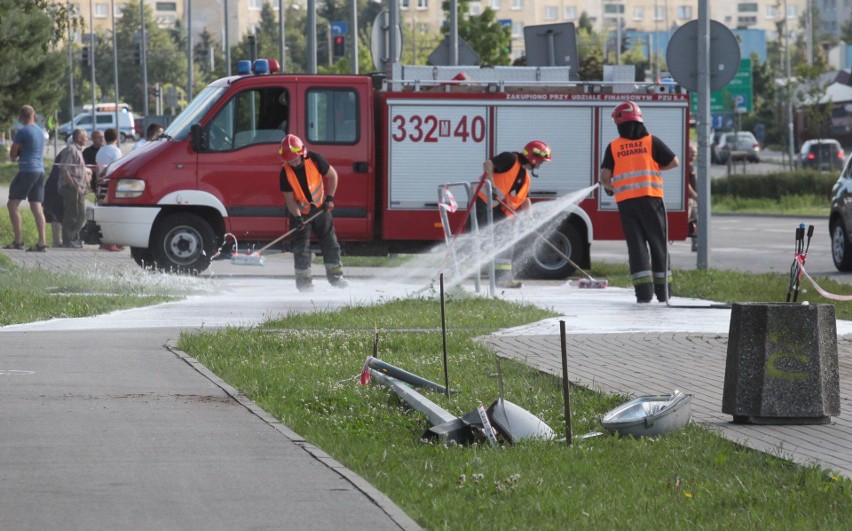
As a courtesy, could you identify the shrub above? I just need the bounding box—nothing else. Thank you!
[711,170,837,200]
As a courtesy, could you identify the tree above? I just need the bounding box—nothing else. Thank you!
[576,12,603,81]
[0,0,80,126]
[93,0,188,114]
[841,19,852,43]
[441,0,511,66]
[194,28,226,85]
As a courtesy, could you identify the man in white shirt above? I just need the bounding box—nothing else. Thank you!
[95,127,122,177]
[94,127,125,252]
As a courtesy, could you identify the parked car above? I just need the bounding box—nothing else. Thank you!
[710,129,732,164]
[829,155,852,271]
[800,139,845,171]
[58,111,136,143]
[716,131,760,164]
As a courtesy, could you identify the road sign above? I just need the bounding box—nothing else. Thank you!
[690,58,753,115]
[666,20,740,93]
[331,21,347,36]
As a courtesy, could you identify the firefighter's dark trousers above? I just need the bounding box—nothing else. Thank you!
[616,195,671,302]
[290,206,344,289]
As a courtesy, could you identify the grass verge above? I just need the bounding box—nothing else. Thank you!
[178,288,851,528]
[0,252,207,325]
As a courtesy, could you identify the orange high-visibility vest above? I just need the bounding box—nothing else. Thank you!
[283,158,325,214]
[611,135,663,203]
[478,156,529,216]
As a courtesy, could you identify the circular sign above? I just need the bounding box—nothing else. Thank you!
[370,11,402,72]
[666,20,740,92]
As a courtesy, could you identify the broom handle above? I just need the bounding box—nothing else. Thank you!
[493,196,595,282]
[255,209,325,255]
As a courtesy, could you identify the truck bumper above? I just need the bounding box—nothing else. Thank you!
[85,205,160,248]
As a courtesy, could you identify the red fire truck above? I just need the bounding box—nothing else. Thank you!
[86,60,689,275]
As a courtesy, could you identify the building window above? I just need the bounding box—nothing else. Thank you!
[155,2,176,11]
[114,3,123,17]
[248,0,262,11]
[470,4,481,15]
[491,0,502,10]
[401,0,409,8]
[511,0,523,10]
[653,5,665,21]
[94,3,108,18]
[544,6,557,20]
[677,5,692,19]
[786,5,797,18]
[604,3,624,15]
[737,16,757,27]
[738,3,758,12]
[765,5,777,18]
[417,0,428,9]
[511,20,523,38]
[633,6,644,21]
[564,6,577,20]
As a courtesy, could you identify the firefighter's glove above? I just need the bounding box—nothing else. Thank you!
[324,195,334,212]
[604,185,614,197]
[294,217,307,232]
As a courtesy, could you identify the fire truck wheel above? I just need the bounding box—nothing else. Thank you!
[151,213,215,274]
[130,247,155,269]
[515,224,582,280]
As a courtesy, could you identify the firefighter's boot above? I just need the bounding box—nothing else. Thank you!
[326,263,348,288]
[495,263,522,289]
[296,268,314,293]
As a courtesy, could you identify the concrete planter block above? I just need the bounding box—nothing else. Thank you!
[722,303,840,424]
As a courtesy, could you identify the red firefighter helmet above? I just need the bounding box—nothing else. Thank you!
[522,140,552,166]
[611,101,644,124]
[279,134,306,163]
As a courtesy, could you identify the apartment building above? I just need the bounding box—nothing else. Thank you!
[67,0,275,50]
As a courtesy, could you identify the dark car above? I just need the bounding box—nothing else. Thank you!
[828,154,852,271]
[800,139,845,171]
[717,131,760,164]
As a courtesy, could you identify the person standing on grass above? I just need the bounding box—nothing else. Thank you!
[5,105,47,252]
[599,101,679,304]
[56,128,91,248]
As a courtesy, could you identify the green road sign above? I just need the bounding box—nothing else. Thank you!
[690,58,753,115]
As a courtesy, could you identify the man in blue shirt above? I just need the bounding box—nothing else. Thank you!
[6,105,47,251]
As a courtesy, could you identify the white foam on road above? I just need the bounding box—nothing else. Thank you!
[6,276,852,336]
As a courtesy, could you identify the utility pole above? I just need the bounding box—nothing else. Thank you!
[111,0,119,131]
[141,0,149,116]
[187,0,193,100]
[278,0,285,71]
[89,0,96,128]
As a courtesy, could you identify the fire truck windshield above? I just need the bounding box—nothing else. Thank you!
[163,85,227,140]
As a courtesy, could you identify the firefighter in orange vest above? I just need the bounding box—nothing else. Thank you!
[600,101,679,303]
[475,140,552,289]
[279,134,348,292]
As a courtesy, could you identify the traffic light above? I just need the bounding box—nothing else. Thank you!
[333,36,345,58]
[620,35,631,54]
[134,44,141,65]
[82,46,90,69]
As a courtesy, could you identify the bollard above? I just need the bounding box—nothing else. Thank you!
[722,303,840,424]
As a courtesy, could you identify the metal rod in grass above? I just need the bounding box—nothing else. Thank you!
[440,273,450,398]
[560,320,573,446]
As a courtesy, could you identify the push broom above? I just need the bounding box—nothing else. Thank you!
[493,195,607,289]
[226,209,324,266]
